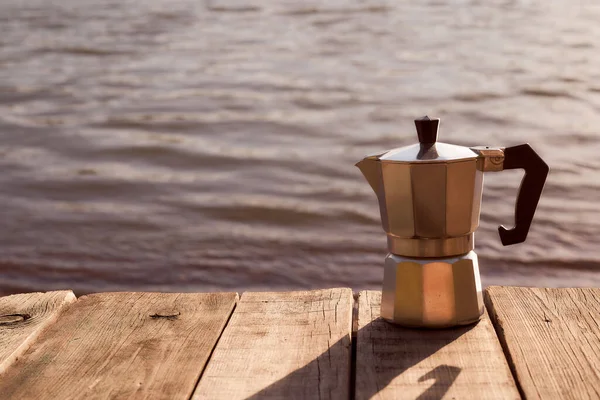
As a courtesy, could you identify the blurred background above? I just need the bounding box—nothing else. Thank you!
[1,0,600,296]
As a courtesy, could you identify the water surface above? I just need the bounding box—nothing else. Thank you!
[2,0,600,294]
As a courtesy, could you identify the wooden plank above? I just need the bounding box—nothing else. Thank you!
[485,286,600,400]
[355,290,520,400]
[193,288,353,399]
[0,290,76,374]
[0,292,237,400]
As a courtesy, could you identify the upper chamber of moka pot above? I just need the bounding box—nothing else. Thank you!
[355,116,488,258]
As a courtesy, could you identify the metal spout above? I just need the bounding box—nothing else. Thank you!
[355,157,381,194]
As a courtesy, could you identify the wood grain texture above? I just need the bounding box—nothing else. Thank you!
[485,286,600,400]
[355,290,520,400]
[193,288,353,399]
[0,290,76,374]
[0,292,237,400]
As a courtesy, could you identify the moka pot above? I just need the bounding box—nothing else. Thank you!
[356,116,549,328]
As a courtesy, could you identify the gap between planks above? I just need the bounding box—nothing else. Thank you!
[485,286,600,400]
[0,290,76,374]
[7,288,582,399]
[354,290,520,400]
[0,292,238,400]
[192,288,354,400]
[193,289,521,400]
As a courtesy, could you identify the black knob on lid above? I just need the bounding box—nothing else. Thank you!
[415,116,439,144]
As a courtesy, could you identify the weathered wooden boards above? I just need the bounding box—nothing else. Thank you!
[0,290,76,374]
[0,292,237,400]
[193,288,354,399]
[485,287,600,400]
[2,286,600,399]
[355,290,520,400]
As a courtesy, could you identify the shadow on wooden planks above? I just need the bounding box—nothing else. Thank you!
[245,318,472,400]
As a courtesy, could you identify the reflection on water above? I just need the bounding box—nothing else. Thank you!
[1,0,600,294]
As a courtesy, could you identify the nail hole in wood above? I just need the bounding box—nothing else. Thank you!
[0,313,31,325]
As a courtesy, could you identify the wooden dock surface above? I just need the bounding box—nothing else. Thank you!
[0,286,598,399]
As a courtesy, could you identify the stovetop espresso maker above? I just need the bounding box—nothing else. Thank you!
[356,116,548,328]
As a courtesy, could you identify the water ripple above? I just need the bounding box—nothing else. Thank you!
[0,0,599,294]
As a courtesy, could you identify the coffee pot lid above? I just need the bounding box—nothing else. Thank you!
[375,116,478,163]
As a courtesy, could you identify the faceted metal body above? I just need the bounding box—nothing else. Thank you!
[381,251,484,328]
[377,158,484,258]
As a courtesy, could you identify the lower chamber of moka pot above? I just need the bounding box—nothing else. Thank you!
[380,251,484,328]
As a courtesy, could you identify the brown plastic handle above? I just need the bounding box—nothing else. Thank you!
[498,144,549,246]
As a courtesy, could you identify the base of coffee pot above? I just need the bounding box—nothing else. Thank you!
[380,251,484,328]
